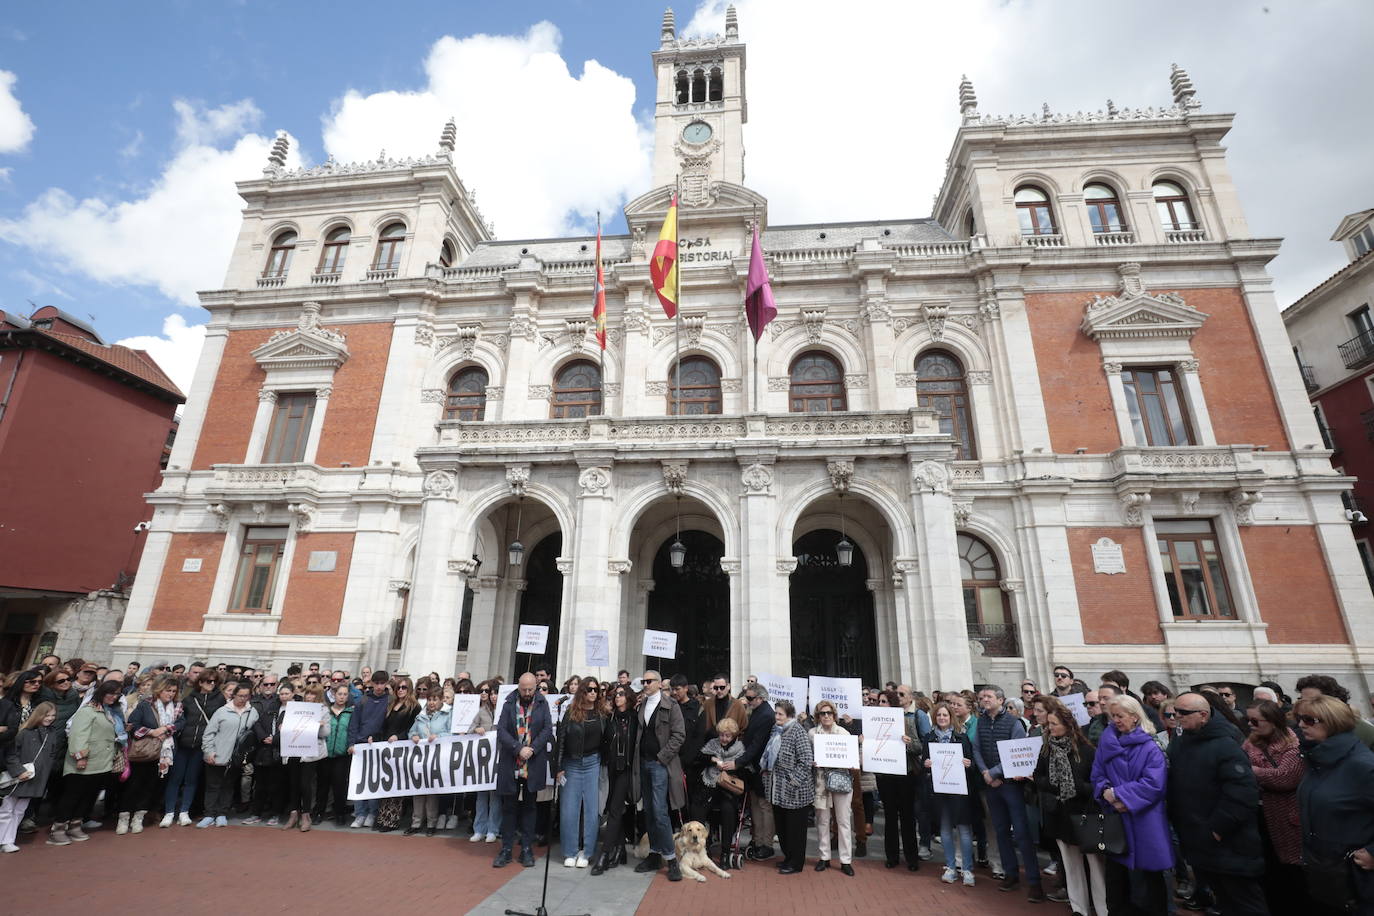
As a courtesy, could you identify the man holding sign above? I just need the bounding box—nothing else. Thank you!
[971,685,1045,903]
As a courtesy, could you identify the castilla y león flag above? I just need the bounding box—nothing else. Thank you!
[649,193,679,318]
[591,222,606,350]
[745,223,777,341]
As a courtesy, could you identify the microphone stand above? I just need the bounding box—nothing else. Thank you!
[506,695,587,916]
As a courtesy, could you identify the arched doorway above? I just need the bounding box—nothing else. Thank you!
[515,533,562,676]
[645,530,729,682]
[789,528,878,684]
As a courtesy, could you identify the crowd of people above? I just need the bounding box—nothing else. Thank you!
[2,654,1373,915]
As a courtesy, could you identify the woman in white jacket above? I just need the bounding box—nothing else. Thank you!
[197,685,258,828]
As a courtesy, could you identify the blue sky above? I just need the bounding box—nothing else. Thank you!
[1,1,1371,392]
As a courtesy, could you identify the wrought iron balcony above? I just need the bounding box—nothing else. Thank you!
[1317,418,1339,452]
[1299,363,1319,392]
[1339,329,1374,370]
[1363,409,1374,442]
[967,622,1021,657]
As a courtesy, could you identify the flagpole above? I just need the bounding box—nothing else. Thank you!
[673,175,683,417]
[751,216,759,414]
[595,210,604,387]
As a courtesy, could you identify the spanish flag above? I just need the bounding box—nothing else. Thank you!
[592,218,606,350]
[649,193,679,318]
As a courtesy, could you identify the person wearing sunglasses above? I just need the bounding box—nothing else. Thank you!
[1294,693,1374,913]
[556,678,606,867]
[1050,666,1088,698]
[374,676,420,832]
[703,674,748,742]
[1241,699,1305,912]
[632,670,685,882]
[345,670,391,828]
[468,679,500,843]
[1165,693,1268,916]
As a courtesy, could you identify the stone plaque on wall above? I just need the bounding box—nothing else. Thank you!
[1090,537,1125,575]
[182,558,202,572]
[307,551,337,572]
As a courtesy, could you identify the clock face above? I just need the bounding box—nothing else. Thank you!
[682,121,713,145]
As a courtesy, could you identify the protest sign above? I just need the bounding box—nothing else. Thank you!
[517,624,549,655]
[281,702,324,758]
[348,733,498,800]
[1061,691,1090,726]
[860,707,905,776]
[757,673,807,711]
[930,743,968,795]
[642,629,677,659]
[813,732,859,769]
[497,683,517,709]
[449,695,480,734]
[809,676,862,718]
[585,630,610,667]
[996,736,1043,779]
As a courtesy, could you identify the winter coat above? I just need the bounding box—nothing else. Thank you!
[601,708,637,775]
[473,703,496,734]
[679,698,707,774]
[0,698,18,752]
[382,704,419,742]
[811,721,855,806]
[924,729,976,824]
[1299,730,1374,877]
[632,693,686,810]
[409,707,451,741]
[252,698,284,765]
[346,690,390,746]
[1032,736,1096,844]
[699,734,745,788]
[201,703,259,765]
[704,694,749,740]
[765,718,815,810]
[325,705,353,757]
[1090,724,1173,871]
[178,690,217,751]
[740,700,775,771]
[64,704,119,777]
[1167,715,1264,877]
[129,698,180,740]
[900,708,927,776]
[555,713,605,768]
[495,693,553,796]
[3,724,56,798]
[38,686,83,730]
[1243,736,1304,865]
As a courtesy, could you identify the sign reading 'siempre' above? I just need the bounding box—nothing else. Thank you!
[348,733,498,800]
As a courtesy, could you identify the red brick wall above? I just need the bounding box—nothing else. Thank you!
[278,532,354,636]
[1315,373,1374,511]
[1068,527,1164,644]
[147,532,225,631]
[192,322,393,470]
[1025,287,1289,454]
[1242,526,1347,644]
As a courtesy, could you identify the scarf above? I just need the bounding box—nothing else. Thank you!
[1046,734,1077,801]
[155,699,179,775]
[515,700,532,780]
[762,722,784,772]
[930,726,954,743]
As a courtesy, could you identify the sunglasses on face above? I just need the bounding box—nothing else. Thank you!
[396,686,408,691]
[642,677,658,684]
[1022,689,1036,695]
[1085,701,1099,707]
[55,678,70,685]
[1296,715,1322,727]
[1246,718,1264,727]
[818,710,835,716]
[1219,692,1235,698]
[1163,712,1177,719]
[480,688,492,694]
[1175,708,1206,717]
[1054,673,1071,679]
[263,682,279,687]
[712,685,728,691]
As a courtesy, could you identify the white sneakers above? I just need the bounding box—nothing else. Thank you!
[178,813,193,827]
[564,856,577,868]
[486,833,498,843]
[941,867,958,884]
[196,817,215,829]
[214,816,228,827]
[363,814,376,828]
[159,813,175,829]
[351,816,365,828]
[575,855,589,868]
[1,843,18,853]
[469,832,484,843]
[962,870,976,887]
[115,812,130,835]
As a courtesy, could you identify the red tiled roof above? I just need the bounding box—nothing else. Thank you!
[37,329,185,400]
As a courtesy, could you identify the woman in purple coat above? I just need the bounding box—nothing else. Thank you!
[1090,694,1173,916]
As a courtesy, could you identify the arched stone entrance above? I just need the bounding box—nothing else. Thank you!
[789,528,879,684]
[645,530,729,681]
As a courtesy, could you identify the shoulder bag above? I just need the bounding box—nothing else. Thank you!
[1072,808,1128,856]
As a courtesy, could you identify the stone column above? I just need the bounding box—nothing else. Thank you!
[245,389,277,462]
[737,458,788,679]
[301,385,332,463]
[907,459,973,686]
[463,575,501,677]
[400,470,467,675]
[559,464,617,677]
[500,290,540,418]
[619,298,652,416]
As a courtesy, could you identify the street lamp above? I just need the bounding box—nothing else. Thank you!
[837,492,853,567]
[508,496,524,568]
[669,538,686,569]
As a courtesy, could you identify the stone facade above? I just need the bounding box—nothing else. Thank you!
[113,11,1374,697]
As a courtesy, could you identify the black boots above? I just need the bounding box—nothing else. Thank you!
[590,852,609,876]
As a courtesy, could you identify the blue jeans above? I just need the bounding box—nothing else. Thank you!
[985,780,1041,885]
[640,759,675,859]
[163,746,203,814]
[354,798,378,819]
[940,811,974,871]
[560,754,600,857]
[473,790,497,837]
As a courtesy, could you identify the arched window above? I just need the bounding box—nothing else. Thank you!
[317,226,349,274]
[675,70,689,105]
[1153,181,1197,231]
[1014,185,1056,236]
[691,69,706,103]
[959,533,1018,655]
[439,239,456,269]
[264,230,296,278]
[916,350,977,459]
[788,351,847,413]
[444,366,488,421]
[668,355,722,415]
[708,68,723,102]
[1084,183,1127,234]
[373,222,406,271]
[551,359,602,419]
[964,209,977,239]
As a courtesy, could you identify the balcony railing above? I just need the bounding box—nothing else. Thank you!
[967,622,1021,657]
[1165,229,1208,243]
[1340,329,1374,370]
[1093,230,1136,246]
[1318,419,1339,452]
[1299,363,1319,392]
[365,267,398,281]
[311,271,341,285]
[1020,232,1065,248]
[256,275,286,288]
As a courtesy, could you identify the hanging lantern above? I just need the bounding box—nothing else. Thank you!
[507,539,524,568]
[836,536,854,568]
[669,539,687,569]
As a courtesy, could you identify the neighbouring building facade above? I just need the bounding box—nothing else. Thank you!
[0,306,183,668]
[112,9,1373,696]
[1284,209,1374,592]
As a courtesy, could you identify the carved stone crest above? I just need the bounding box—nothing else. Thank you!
[578,466,612,496]
[827,459,854,494]
[424,470,456,498]
[913,461,950,495]
[505,465,530,497]
[1120,491,1152,526]
[741,463,773,494]
[922,303,949,342]
[662,460,688,496]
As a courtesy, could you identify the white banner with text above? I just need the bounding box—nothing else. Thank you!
[348,733,498,800]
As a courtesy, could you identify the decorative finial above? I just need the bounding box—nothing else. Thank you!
[1170,63,1200,110]
[958,75,978,123]
[266,130,289,169]
[438,117,456,153]
[725,4,738,39]
[1106,99,1118,118]
[661,8,676,46]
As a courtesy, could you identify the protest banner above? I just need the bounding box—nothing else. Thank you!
[996,736,1043,779]
[642,629,677,659]
[516,624,549,655]
[585,630,610,667]
[280,702,324,758]
[813,731,859,769]
[808,676,863,718]
[757,673,807,711]
[860,706,905,775]
[1061,691,1090,726]
[449,695,480,734]
[930,743,968,795]
[347,733,498,800]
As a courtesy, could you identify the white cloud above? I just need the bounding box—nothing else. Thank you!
[322,22,650,237]
[0,69,35,153]
[115,312,206,395]
[0,100,298,305]
[173,97,261,148]
[685,0,1374,306]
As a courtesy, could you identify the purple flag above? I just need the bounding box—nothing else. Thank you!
[744,224,777,342]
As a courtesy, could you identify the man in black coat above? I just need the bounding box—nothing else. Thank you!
[670,675,708,824]
[494,673,553,868]
[1166,693,1270,916]
[739,682,776,857]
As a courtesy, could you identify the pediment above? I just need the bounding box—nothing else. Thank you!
[1331,209,1374,242]
[1080,291,1207,341]
[251,325,350,371]
[623,181,769,227]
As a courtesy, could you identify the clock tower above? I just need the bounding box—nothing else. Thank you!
[650,6,747,205]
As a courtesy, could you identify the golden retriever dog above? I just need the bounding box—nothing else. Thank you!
[674,820,732,882]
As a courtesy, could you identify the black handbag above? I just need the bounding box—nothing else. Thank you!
[1073,808,1128,856]
[1304,851,1357,912]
